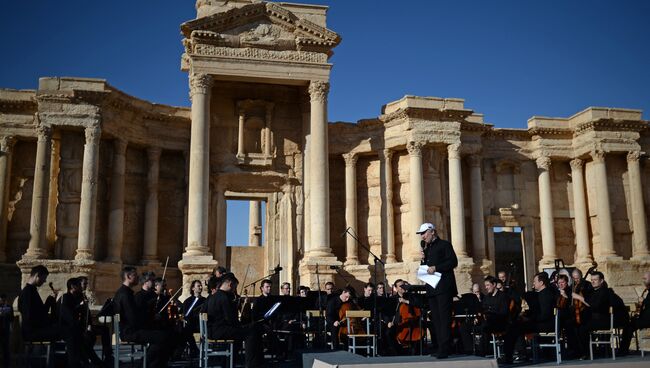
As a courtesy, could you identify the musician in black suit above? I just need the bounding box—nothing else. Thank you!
[572,271,610,359]
[206,272,263,368]
[419,222,458,359]
[179,280,205,357]
[113,266,173,368]
[502,272,556,363]
[620,271,650,355]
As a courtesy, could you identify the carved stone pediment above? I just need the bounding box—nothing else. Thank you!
[181,2,340,55]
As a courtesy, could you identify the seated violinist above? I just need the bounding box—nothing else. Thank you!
[502,272,555,364]
[179,280,205,358]
[571,271,610,359]
[473,276,509,356]
[206,272,264,368]
[385,280,423,355]
[326,286,353,349]
[621,271,650,355]
[556,274,579,356]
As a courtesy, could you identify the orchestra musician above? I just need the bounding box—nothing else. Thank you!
[556,274,579,357]
[502,272,555,364]
[570,271,610,360]
[60,277,107,367]
[358,282,375,311]
[179,280,205,358]
[376,282,387,298]
[620,271,650,355]
[385,279,424,355]
[134,271,157,329]
[206,272,264,368]
[113,266,174,368]
[78,276,113,364]
[419,222,458,359]
[475,276,509,356]
[326,286,353,349]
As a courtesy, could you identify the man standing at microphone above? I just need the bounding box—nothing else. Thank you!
[418,223,458,359]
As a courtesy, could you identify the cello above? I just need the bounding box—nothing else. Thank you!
[337,290,365,342]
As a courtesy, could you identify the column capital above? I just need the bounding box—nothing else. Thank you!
[84,126,101,145]
[536,156,552,170]
[569,158,583,170]
[308,80,329,103]
[406,141,424,157]
[467,154,482,167]
[342,152,358,167]
[627,151,641,163]
[447,143,462,160]
[591,149,606,163]
[36,125,52,141]
[0,136,16,152]
[189,73,213,96]
[147,146,162,161]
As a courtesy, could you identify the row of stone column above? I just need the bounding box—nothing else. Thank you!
[537,151,649,263]
[341,144,649,266]
[3,124,164,264]
[342,142,484,264]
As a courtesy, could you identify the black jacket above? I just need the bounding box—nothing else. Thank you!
[18,283,56,338]
[422,237,458,296]
[182,295,206,330]
[482,290,509,322]
[206,290,240,339]
[113,284,140,338]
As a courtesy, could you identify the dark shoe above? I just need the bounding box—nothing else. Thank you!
[513,355,527,363]
[436,354,449,359]
[497,356,513,364]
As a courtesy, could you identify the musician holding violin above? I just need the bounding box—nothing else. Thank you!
[179,280,205,358]
[473,276,509,356]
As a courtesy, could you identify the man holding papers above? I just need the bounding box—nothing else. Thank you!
[417,222,458,359]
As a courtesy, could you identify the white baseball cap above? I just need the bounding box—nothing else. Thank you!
[416,223,435,234]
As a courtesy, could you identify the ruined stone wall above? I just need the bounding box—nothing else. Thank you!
[6,140,35,262]
[122,146,146,265]
[158,151,186,266]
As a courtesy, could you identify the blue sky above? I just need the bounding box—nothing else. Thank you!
[2,1,649,245]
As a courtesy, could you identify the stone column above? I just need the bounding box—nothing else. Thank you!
[46,130,60,257]
[570,159,593,264]
[249,201,261,247]
[301,99,311,255]
[627,151,649,260]
[407,141,425,260]
[468,155,486,261]
[237,113,245,158]
[185,73,213,256]
[25,126,51,259]
[75,126,101,261]
[0,136,16,262]
[308,80,332,257]
[536,156,557,265]
[264,108,273,157]
[381,149,397,263]
[343,153,359,265]
[591,150,617,259]
[142,147,161,264]
[106,139,127,262]
[448,144,469,258]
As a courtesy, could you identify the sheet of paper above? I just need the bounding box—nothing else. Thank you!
[417,265,441,288]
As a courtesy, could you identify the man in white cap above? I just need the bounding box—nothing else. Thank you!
[417,222,458,359]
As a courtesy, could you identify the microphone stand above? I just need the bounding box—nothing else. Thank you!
[342,227,388,344]
[330,266,354,287]
[315,263,326,348]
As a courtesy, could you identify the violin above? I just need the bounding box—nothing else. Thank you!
[573,262,597,325]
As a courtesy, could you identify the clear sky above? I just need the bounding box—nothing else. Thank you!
[2,1,649,246]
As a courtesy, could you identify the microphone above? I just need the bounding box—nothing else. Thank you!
[274,264,283,273]
[329,265,339,270]
[340,227,351,238]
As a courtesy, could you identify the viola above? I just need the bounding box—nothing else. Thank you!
[573,262,597,325]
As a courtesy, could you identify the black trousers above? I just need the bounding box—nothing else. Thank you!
[428,292,453,356]
[212,324,263,368]
[621,315,650,352]
[124,329,174,368]
[576,317,609,357]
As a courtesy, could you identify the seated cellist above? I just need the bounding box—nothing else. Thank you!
[386,279,424,355]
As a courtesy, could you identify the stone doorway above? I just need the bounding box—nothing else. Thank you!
[492,227,527,290]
